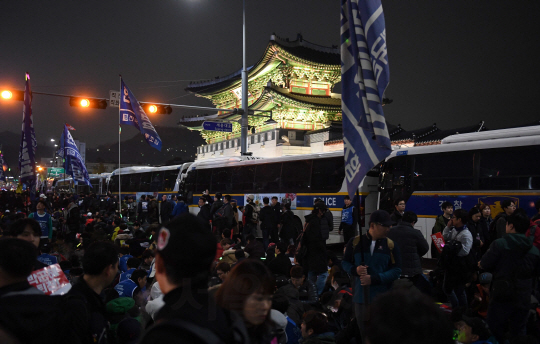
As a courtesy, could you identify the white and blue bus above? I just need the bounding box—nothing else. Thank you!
[379,125,540,257]
[53,173,111,195]
[180,152,380,244]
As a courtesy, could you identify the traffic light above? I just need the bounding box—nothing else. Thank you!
[1,89,24,101]
[141,103,172,115]
[69,97,107,109]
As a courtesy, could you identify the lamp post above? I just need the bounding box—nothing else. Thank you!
[240,0,249,156]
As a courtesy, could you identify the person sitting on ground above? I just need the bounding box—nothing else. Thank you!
[301,310,335,344]
[268,241,293,278]
[37,242,59,266]
[119,258,141,283]
[114,268,147,305]
[220,238,237,264]
[290,265,318,305]
[244,234,265,260]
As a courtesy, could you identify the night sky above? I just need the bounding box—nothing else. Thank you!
[1,1,539,152]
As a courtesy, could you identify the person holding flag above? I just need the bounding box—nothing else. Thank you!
[341,0,396,342]
[62,123,92,188]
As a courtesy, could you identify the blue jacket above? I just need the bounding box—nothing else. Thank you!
[171,201,188,218]
[114,279,138,298]
[119,268,136,283]
[118,255,133,273]
[342,232,402,304]
[37,253,58,266]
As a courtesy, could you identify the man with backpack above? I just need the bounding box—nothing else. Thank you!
[342,209,401,343]
[490,199,516,240]
[480,208,540,344]
[243,194,259,243]
[140,213,249,344]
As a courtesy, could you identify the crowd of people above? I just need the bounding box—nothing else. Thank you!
[1,188,540,344]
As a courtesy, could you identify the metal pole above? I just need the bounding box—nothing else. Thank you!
[118,76,122,216]
[240,0,249,155]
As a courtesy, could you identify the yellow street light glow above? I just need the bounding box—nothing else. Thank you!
[148,105,158,113]
[80,99,90,107]
[1,90,13,99]
[38,167,43,171]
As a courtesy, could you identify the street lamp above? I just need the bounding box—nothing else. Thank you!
[240,0,249,156]
[50,139,55,142]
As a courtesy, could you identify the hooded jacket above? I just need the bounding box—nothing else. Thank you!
[302,213,327,274]
[480,233,540,308]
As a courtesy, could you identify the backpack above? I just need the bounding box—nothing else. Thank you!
[489,213,506,240]
[527,220,540,249]
[248,202,260,223]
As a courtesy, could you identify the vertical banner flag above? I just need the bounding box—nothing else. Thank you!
[341,0,392,198]
[63,124,92,187]
[18,73,37,192]
[119,78,162,151]
[0,151,6,182]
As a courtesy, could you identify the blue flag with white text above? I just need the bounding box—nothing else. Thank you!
[18,73,37,193]
[341,0,392,198]
[119,78,162,151]
[63,125,92,187]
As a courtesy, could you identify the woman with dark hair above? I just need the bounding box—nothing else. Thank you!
[478,204,492,254]
[215,259,280,344]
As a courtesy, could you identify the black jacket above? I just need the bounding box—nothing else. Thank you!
[390,210,403,225]
[302,214,327,274]
[0,282,88,344]
[260,205,276,231]
[280,210,296,242]
[268,253,293,278]
[387,222,429,277]
[319,210,333,240]
[197,204,211,224]
[481,233,540,308]
[68,277,109,344]
[210,200,224,220]
[160,200,173,222]
[140,285,248,344]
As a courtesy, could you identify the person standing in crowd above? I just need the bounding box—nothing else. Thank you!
[431,201,453,258]
[244,194,259,243]
[66,196,81,234]
[147,196,158,224]
[339,195,358,246]
[159,195,173,224]
[279,203,296,246]
[480,208,540,343]
[196,196,211,229]
[390,198,406,225]
[478,204,492,254]
[268,242,293,278]
[316,199,333,242]
[302,202,329,296]
[387,211,430,294]
[492,199,516,239]
[230,199,240,235]
[141,213,249,343]
[441,209,473,310]
[210,192,223,220]
[342,209,401,343]
[171,196,189,219]
[271,196,281,243]
[216,259,278,344]
[467,207,484,261]
[68,241,119,344]
[28,200,53,243]
[216,195,234,236]
[127,196,136,222]
[137,195,148,224]
[260,197,276,249]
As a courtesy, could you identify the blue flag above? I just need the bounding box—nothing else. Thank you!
[119,78,162,151]
[18,73,37,193]
[63,125,92,187]
[341,0,392,198]
[0,152,6,182]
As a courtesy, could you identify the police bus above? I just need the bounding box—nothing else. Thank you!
[53,173,110,195]
[108,163,192,201]
[179,152,380,244]
[378,125,540,257]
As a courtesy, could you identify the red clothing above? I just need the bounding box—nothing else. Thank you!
[215,243,224,262]
[85,218,94,226]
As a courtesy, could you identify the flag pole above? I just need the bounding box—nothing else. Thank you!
[118,75,122,216]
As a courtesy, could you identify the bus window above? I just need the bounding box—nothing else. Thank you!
[311,157,344,192]
[118,174,130,192]
[254,163,282,192]
[212,168,232,192]
[413,152,474,191]
[140,172,152,192]
[150,171,163,192]
[196,169,212,193]
[281,160,312,192]
[163,169,179,191]
[110,175,119,193]
[183,170,196,203]
[479,146,540,190]
[231,165,255,193]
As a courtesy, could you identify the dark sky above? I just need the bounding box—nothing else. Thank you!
[1,1,539,150]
